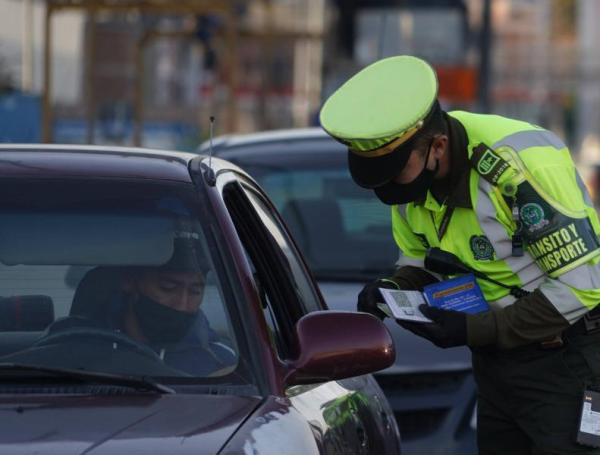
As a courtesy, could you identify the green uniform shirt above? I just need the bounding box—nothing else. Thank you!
[391,111,600,349]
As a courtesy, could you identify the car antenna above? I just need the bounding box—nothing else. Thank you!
[204,115,217,186]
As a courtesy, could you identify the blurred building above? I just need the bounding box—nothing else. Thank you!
[323,0,478,113]
[485,0,600,203]
[0,0,327,148]
[489,0,576,145]
[77,1,327,144]
[0,0,83,102]
[1,0,600,161]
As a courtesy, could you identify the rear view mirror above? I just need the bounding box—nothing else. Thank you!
[285,311,394,386]
[0,213,174,266]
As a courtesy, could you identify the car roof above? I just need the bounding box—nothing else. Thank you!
[0,144,203,182]
[199,127,346,158]
[202,127,329,148]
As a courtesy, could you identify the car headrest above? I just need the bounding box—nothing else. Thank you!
[0,295,54,331]
[70,266,125,322]
[281,198,353,270]
[281,198,344,249]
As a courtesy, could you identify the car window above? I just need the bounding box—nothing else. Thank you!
[238,157,398,280]
[0,179,251,387]
[246,254,288,358]
[242,187,322,313]
[224,179,321,358]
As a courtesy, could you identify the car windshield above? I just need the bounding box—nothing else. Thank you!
[0,179,251,389]
[233,149,398,280]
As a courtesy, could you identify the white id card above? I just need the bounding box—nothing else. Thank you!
[378,288,432,323]
[577,389,600,447]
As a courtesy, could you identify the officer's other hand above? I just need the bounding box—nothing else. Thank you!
[357,280,398,320]
[397,305,467,348]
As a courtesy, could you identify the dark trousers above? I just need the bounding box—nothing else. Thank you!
[472,330,600,455]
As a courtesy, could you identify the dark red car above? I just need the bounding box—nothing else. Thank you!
[0,145,400,454]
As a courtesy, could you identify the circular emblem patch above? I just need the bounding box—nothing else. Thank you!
[520,203,549,232]
[470,235,495,261]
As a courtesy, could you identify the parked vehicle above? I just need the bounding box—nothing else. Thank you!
[0,144,400,454]
[200,128,477,455]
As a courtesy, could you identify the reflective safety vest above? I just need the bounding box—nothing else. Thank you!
[392,111,600,323]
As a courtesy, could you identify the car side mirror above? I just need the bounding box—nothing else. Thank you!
[284,311,395,386]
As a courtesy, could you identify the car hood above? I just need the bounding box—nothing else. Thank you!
[0,393,261,454]
[319,281,471,373]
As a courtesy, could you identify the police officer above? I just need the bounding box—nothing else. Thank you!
[319,55,600,454]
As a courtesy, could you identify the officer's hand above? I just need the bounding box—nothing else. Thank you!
[357,280,398,320]
[397,305,467,348]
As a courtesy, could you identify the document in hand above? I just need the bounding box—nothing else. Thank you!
[423,273,490,314]
[377,289,431,323]
[378,273,489,323]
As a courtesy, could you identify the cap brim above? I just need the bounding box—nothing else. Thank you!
[348,146,412,189]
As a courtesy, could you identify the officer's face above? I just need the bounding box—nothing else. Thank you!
[392,135,447,184]
[135,270,205,313]
[393,146,432,184]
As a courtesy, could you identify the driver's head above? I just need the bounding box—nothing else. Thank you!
[123,234,208,343]
[132,269,205,314]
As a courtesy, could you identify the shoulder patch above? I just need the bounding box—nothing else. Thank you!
[518,182,600,277]
[470,143,511,185]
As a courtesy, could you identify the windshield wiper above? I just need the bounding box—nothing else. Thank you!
[0,363,175,394]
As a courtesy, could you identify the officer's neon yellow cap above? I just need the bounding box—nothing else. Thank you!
[319,55,439,188]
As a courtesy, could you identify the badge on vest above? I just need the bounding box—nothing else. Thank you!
[470,235,495,261]
[520,203,549,232]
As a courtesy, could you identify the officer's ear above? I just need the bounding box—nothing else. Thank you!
[431,135,448,160]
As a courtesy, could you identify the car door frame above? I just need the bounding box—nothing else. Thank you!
[207,165,324,391]
[190,158,401,453]
[190,156,327,391]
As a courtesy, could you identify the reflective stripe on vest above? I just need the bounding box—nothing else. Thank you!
[391,111,600,317]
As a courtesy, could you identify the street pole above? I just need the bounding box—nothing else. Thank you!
[478,0,492,113]
[21,0,34,92]
[42,3,53,143]
[84,10,97,144]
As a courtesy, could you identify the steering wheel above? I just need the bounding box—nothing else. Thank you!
[34,316,163,362]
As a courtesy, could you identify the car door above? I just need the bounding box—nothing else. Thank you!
[220,171,400,455]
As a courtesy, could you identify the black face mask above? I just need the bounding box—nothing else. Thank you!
[132,294,197,343]
[374,141,439,205]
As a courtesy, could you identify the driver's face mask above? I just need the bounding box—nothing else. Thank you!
[132,293,197,343]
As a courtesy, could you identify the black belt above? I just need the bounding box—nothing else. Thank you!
[472,307,600,355]
[535,307,600,349]
[566,306,600,338]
